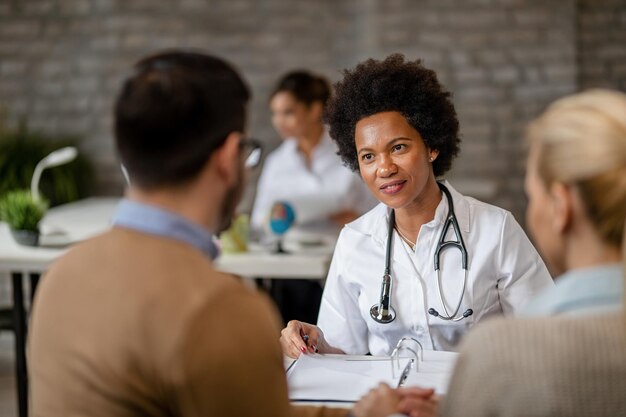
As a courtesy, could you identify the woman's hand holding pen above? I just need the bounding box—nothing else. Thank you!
[280,320,346,358]
[280,320,323,358]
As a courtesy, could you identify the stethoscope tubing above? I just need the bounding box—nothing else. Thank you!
[370,181,472,324]
[370,209,398,323]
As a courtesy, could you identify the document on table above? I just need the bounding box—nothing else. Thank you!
[287,352,458,403]
[404,350,458,394]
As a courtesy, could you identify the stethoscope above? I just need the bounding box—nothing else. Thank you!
[370,182,474,324]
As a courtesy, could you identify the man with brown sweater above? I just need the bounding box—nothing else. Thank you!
[28,51,350,417]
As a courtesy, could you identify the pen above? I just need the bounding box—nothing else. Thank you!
[300,333,319,353]
[396,359,414,388]
[300,332,309,353]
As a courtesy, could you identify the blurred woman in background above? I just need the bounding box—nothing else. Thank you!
[252,70,375,237]
[252,70,375,324]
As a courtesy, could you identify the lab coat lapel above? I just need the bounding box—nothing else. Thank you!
[349,181,471,278]
[367,204,425,280]
[382,181,471,280]
[353,203,389,248]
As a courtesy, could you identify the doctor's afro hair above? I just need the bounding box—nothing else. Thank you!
[325,53,460,177]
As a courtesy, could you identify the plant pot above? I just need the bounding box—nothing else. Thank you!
[10,229,39,247]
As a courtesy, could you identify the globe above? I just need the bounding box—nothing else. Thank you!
[268,202,295,253]
[269,201,296,236]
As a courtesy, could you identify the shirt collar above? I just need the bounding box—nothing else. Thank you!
[285,127,334,158]
[111,199,219,260]
[522,264,623,316]
[353,180,471,247]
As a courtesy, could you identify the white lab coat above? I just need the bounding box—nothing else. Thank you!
[251,129,377,239]
[317,181,553,355]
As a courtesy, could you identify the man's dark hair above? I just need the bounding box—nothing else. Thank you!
[325,53,460,177]
[270,70,331,107]
[114,51,251,189]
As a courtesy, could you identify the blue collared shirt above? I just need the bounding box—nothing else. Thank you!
[111,199,219,260]
[521,263,623,317]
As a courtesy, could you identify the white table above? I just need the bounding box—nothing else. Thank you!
[0,197,334,417]
[2,197,333,279]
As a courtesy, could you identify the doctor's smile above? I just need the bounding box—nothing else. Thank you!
[379,180,406,195]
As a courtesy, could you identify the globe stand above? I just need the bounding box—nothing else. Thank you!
[269,202,296,255]
[275,238,289,254]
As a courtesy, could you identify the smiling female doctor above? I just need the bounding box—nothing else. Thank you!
[280,54,553,357]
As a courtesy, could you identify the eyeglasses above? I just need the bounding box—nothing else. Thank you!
[239,138,263,169]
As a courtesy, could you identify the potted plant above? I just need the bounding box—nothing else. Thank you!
[0,120,94,207]
[0,190,48,246]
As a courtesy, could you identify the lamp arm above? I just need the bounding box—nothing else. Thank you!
[30,162,45,202]
[30,146,78,201]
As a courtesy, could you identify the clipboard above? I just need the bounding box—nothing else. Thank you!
[287,337,457,403]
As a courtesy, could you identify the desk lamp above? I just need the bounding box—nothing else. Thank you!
[30,146,78,201]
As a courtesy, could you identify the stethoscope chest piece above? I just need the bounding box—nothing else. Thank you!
[370,210,397,324]
[370,282,397,324]
[370,305,396,323]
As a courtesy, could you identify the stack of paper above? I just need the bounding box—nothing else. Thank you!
[287,352,457,403]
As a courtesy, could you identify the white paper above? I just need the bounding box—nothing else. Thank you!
[404,350,458,394]
[287,354,409,402]
[287,352,458,402]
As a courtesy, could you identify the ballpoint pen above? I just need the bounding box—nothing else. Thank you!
[300,333,319,353]
[300,331,310,353]
[396,358,414,388]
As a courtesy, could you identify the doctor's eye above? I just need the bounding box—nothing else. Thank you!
[391,144,407,152]
[361,153,375,163]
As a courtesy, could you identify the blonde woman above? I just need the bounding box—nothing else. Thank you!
[439,89,626,417]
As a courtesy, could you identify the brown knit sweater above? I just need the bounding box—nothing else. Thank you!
[29,228,347,417]
[441,313,626,417]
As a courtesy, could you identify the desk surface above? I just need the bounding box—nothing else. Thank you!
[0,198,333,279]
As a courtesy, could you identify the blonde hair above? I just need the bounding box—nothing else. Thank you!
[526,89,626,249]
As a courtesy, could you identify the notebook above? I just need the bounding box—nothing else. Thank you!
[287,350,458,403]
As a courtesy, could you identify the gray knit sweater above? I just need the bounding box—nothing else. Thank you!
[441,313,626,417]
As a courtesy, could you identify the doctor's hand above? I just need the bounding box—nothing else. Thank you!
[280,321,322,358]
[280,320,340,358]
[352,383,400,417]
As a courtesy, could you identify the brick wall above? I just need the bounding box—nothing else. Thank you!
[0,0,624,224]
[355,0,579,221]
[578,0,626,90]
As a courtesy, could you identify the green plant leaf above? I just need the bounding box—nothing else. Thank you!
[0,190,48,231]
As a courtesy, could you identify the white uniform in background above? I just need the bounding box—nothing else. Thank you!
[251,129,377,240]
[317,181,553,355]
